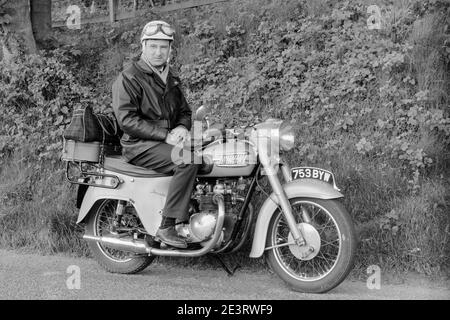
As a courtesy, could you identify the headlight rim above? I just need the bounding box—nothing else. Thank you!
[279,121,295,151]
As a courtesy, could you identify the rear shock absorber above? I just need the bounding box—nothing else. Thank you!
[111,200,126,235]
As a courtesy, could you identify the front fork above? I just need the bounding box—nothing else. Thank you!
[264,161,308,246]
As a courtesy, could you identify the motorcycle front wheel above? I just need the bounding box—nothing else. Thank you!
[85,199,155,274]
[265,198,356,293]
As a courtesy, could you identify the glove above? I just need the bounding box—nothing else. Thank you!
[169,125,189,143]
[165,132,181,146]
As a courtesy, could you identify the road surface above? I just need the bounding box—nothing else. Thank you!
[0,249,448,300]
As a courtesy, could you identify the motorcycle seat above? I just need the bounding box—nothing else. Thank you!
[103,155,172,178]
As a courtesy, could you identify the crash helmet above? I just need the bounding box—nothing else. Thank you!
[140,20,175,42]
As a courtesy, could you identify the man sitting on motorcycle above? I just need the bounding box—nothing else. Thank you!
[112,20,198,249]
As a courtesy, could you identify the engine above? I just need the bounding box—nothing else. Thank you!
[176,178,248,246]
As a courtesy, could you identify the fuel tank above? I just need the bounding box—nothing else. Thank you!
[199,140,257,177]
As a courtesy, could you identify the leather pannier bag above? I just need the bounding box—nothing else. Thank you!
[63,105,122,145]
[62,106,122,163]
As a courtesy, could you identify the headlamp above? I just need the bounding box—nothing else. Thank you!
[279,121,295,151]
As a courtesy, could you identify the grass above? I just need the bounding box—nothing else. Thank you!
[356,179,449,275]
[408,12,449,104]
[0,156,89,257]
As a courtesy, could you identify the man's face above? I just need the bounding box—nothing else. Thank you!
[142,39,171,67]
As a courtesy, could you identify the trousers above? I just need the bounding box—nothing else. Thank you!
[129,143,199,221]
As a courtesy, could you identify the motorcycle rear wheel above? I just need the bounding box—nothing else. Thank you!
[85,199,155,274]
[265,197,356,293]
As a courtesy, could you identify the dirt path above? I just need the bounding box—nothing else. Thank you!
[0,249,448,300]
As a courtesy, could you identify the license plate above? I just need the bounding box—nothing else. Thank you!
[291,167,336,186]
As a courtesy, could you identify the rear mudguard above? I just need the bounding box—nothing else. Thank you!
[76,170,172,236]
[249,179,343,258]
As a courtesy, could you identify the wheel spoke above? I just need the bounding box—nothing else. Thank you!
[321,238,340,248]
[309,205,321,221]
[314,253,331,274]
[316,218,333,230]
[317,251,334,266]
[310,258,318,276]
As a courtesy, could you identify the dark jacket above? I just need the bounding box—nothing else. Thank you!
[112,58,192,161]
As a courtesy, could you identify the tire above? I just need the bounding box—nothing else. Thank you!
[85,199,155,274]
[265,197,357,293]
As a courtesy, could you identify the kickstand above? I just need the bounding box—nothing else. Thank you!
[210,255,241,276]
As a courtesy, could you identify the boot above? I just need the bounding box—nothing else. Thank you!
[155,226,187,249]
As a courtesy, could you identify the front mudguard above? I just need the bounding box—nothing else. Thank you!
[249,179,344,258]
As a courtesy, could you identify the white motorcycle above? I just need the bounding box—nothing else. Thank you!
[62,107,357,293]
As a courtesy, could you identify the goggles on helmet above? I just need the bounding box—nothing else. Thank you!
[142,23,175,38]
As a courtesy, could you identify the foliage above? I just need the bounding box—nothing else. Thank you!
[0,0,11,35]
[176,0,450,180]
[0,49,104,165]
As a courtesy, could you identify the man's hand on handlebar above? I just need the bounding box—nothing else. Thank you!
[165,126,189,146]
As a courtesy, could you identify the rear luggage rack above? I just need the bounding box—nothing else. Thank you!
[62,139,122,189]
[65,160,121,189]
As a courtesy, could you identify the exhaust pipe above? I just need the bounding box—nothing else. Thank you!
[83,234,150,254]
[83,194,226,257]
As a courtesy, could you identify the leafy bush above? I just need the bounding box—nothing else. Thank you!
[177,0,450,180]
[0,52,95,164]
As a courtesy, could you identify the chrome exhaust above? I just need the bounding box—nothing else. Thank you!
[83,194,226,257]
[83,234,150,254]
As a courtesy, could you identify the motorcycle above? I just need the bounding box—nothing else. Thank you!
[62,107,357,293]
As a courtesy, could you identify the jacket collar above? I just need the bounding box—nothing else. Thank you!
[135,58,179,91]
[135,57,156,74]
